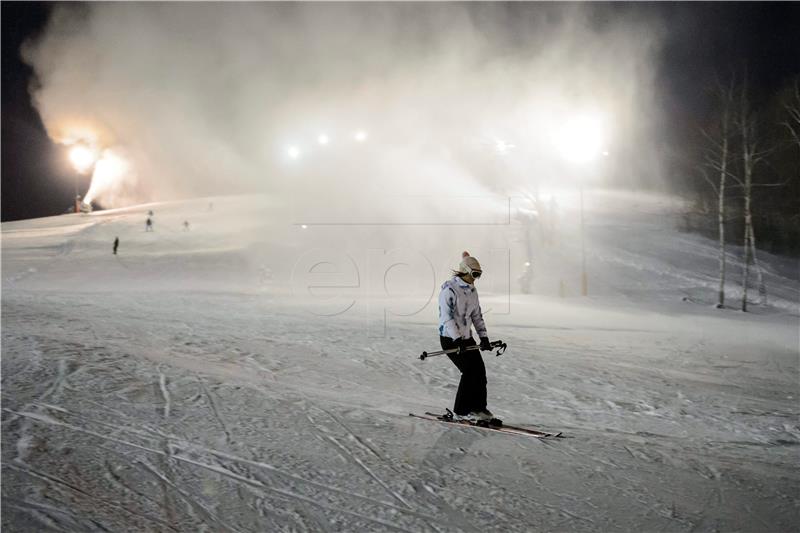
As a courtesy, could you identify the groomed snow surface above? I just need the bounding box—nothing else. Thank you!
[2,191,798,532]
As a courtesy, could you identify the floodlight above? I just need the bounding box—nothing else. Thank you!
[555,114,606,165]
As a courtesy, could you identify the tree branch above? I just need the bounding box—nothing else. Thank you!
[697,166,719,195]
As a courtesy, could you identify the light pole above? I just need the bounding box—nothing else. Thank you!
[554,113,607,297]
[580,184,587,296]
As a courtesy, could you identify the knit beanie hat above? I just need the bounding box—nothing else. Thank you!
[458,251,482,275]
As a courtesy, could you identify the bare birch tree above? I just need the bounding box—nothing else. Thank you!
[735,81,772,311]
[700,79,736,309]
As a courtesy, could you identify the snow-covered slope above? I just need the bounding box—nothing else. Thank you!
[2,191,798,532]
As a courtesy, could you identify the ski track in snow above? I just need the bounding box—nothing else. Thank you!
[3,194,799,531]
[3,290,798,531]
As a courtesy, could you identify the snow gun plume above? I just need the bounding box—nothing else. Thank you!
[83,148,138,206]
[22,3,666,212]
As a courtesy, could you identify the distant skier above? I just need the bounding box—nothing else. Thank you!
[113,237,119,255]
[438,251,496,423]
[145,217,153,232]
[183,220,190,231]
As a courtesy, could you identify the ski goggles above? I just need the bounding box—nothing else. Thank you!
[465,267,482,279]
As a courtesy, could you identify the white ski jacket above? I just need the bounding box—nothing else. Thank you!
[438,276,488,341]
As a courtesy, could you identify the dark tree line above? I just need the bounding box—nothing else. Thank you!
[675,74,800,310]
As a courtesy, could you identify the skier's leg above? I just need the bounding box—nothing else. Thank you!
[451,349,487,413]
[444,337,478,415]
[443,337,469,415]
[465,352,487,412]
[457,339,485,413]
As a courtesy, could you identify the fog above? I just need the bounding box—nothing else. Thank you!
[22,2,665,218]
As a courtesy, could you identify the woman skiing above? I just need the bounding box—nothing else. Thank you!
[438,251,497,423]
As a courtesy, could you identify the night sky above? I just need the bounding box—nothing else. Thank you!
[2,2,799,222]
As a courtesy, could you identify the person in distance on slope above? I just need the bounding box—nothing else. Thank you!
[438,251,497,422]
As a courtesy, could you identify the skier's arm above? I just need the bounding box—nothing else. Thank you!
[471,303,488,339]
[438,287,461,340]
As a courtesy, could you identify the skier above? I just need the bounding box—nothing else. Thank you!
[183,220,190,231]
[145,217,153,232]
[113,237,119,255]
[438,251,497,423]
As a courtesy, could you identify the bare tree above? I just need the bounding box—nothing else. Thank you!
[784,78,800,153]
[699,78,736,309]
[735,81,772,311]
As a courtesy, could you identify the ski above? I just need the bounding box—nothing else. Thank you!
[409,411,563,439]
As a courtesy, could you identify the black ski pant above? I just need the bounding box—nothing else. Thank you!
[441,336,487,416]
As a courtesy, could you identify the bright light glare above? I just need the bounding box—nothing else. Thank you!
[354,130,368,142]
[495,140,514,154]
[69,145,97,173]
[555,114,606,165]
[318,134,329,145]
[287,146,301,159]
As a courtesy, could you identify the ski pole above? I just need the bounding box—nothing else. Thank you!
[419,340,507,360]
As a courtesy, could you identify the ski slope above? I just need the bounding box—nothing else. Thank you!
[2,191,799,532]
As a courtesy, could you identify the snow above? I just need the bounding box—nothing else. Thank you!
[2,191,799,531]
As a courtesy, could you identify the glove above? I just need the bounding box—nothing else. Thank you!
[479,337,491,351]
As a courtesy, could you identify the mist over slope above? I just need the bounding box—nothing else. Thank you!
[3,190,798,315]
